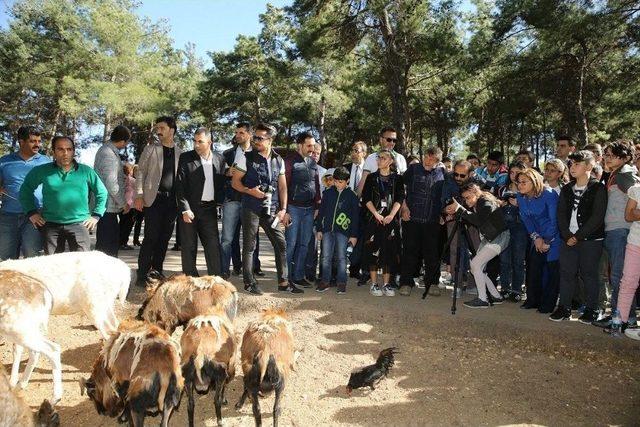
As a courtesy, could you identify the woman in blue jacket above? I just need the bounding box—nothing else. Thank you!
[516,168,560,312]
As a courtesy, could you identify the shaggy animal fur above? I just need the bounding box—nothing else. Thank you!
[236,309,295,427]
[0,251,131,338]
[137,274,238,334]
[181,309,236,427]
[81,320,183,427]
[0,270,62,403]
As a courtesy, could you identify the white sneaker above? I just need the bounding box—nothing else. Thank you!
[383,284,396,297]
[414,278,426,289]
[624,328,640,341]
[370,284,383,297]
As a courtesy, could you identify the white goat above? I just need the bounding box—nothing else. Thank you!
[0,251,131,338]
[0,270,62,404]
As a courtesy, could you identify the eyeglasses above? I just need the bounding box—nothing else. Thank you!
[453,173,467,178]
[384,137,398,143]
[252,135,270,142]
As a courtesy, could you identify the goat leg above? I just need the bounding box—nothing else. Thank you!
[18,350,40,389]
[130,409,145,427]
[251,390,262,427]
[10,344,23,387]
[273,384,283,427]
[187,381,195,427]
[235,388,248,410]
[214,380,224,426]
[160,404,172,427]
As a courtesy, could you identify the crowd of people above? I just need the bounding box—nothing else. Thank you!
[1,120,640,342]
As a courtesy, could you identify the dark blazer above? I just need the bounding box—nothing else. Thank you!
[175,150,226,214]
[557,178,607,241]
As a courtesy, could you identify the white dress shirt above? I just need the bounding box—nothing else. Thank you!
[200,154,215,202]
[349,162,364,190]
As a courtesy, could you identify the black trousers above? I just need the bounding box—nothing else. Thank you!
[241,209,287,286]
[137,193,177,277]
[119,210,135,245]
[526,248,560,312]
[96,212,120,257]
[42,222,91,254]
[179,202,222,276]
[559,240,603,310]
[133,210,143,243]
[400,221,441,287]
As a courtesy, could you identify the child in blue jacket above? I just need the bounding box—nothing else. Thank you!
[316,167,359,294]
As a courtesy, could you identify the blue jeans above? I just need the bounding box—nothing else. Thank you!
[604,228,629,310]
[499,221,527,294]
[0,212,42,260]
[285,205,315,282]
[321,231,348,285]
[221,201,259,276]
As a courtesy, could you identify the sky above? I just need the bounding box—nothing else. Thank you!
[0,0,293,63]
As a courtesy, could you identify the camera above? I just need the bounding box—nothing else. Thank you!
[444,195,462,207]
[500,191,517,202]
[259,184,275,218]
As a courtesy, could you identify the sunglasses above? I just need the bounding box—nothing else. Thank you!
[252,135,270,142]
[453,173,467,178]
[384,137,398,143]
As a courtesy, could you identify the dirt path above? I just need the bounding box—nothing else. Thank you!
[2,242,639,426]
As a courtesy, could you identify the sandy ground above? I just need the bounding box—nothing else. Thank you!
[2,236,639,427]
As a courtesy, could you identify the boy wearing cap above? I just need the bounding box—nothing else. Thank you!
[315,167,359,294]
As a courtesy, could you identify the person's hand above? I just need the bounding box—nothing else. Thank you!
[401,207,411,221]
[534,237,546,252]
[282,212,291,226]
[182,210,195,224]
[249,186,266,199]
[134,197,144,212]
[508,197,518,207]
[83,216,99,232]
[382,214,394,225]
[374,212,385,224]
[445,200,460,214]
[348,237,357,247]
[317,231,323,241]
[29,213,46,227]
[541,243,550,253]
[567,236,577,247]
[277,209,288,226]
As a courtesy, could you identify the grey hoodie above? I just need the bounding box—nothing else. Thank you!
[605,164,640,231]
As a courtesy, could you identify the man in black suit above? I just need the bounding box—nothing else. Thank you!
[175,127,226,276]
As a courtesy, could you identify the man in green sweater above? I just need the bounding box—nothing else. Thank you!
[19,135,108,254]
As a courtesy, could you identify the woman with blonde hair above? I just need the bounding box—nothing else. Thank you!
[516,168,561,312]
[447,182,510,308]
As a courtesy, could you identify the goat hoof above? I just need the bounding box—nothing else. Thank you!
[222,398,228,406]
[217,420,225,427]
[234,402,243,410]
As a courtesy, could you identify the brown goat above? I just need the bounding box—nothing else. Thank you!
[236,309,295,427]
[80,320,183,427]
[181,308,236,427]
[137,275,238,334]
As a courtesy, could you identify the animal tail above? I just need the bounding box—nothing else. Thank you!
[376,347,399,366]
[255,350,271,384]
[163,372,182,412]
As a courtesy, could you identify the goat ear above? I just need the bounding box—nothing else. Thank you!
[79,378,94,395]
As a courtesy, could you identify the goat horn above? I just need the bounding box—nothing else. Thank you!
[78,378,86,395]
